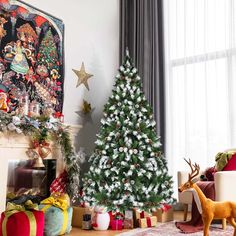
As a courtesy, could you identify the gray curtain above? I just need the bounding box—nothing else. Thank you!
[120,0,166,150]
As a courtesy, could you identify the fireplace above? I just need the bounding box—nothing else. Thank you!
[0,124,81,213]
[7,159,56,203]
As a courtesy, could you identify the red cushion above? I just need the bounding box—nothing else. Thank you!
[223,153,236,171]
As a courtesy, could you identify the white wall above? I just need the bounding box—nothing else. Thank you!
[24,0,120,156]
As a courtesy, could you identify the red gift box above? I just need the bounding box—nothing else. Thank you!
[0,210,44,236]
[111,219,123,230]
[108,212,124,228]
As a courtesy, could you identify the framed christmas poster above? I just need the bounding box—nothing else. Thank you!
[0,0,64,116]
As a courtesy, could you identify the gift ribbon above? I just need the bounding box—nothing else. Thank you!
[140,211,145,218]
[2,201,38,236]
[114,220,122,230]
[146,217,151,227]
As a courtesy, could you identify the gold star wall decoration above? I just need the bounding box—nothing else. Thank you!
[75,99,95,125]
[72,62,93,90]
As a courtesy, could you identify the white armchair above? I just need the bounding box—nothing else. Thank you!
[178,170,236,228]
[214,171,236,201]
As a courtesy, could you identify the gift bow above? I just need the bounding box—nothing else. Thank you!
[6,200,38,215]
[160,203,172,213]
[40,195,68,211]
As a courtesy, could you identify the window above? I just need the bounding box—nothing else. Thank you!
[164,0,236,195]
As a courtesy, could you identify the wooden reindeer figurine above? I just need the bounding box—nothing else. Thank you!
[178,158,236,236]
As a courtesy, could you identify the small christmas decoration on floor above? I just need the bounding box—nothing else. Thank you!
[92,206,110,231]
[82,49,175,213]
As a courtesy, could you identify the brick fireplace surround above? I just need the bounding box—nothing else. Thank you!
[0,124,81,213]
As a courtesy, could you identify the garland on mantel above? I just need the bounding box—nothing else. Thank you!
[0,111,80,202]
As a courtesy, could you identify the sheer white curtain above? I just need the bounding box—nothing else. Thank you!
[164,0,236,196]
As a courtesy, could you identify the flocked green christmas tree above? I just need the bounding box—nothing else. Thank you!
[83,50,175,212]
[37,29,59,71]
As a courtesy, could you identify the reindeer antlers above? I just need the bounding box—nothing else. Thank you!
[184,158,200,182]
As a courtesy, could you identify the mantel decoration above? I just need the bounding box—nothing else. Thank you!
[0,111,80,202]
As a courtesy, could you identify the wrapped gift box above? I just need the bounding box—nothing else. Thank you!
[123,218,134,229]
[133,209,151,227]
[139,216,157,228]
[124,210,133,219]
[39,194,73,236]
[0,203,44,236]
[111,219,123,230]
[152,206,173,223]
[108,212,124,228]
[39,205,72,236]
[72,206,93,228]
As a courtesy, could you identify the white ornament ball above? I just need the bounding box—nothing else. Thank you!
[133,149,138,154]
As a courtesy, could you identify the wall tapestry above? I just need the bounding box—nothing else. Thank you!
[0,0,64,116]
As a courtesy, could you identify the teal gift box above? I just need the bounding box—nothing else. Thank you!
[39,194,73,236]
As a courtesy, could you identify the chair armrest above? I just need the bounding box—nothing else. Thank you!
[214,171,236,201]
[177,171,189,186]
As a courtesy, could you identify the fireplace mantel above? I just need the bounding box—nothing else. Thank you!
[0,124,82,213]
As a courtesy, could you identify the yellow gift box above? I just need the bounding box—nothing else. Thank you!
[72,206,93,228]
[139,216,157,228]
[133,208,151,227]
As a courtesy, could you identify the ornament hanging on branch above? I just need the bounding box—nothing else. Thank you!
[72,62,93,90]
[75,99,95,125]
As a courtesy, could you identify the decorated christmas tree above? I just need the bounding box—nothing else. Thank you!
[37,29,59,72]
[82,50,175,212]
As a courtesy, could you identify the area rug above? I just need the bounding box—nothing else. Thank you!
[116,222,234,236]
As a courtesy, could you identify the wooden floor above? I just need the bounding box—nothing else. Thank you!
[69,211,188,236]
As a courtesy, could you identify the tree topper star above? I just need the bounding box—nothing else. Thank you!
[72,62,93,90]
